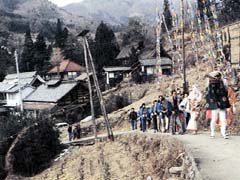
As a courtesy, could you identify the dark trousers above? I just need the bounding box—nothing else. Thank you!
[170,113,183,134]
[147,118,151,129]
[131,119,137,130]
[141,117,147,132]
[152,115,158,131]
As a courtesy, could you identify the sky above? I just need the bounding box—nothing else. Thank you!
[49,0,83,7]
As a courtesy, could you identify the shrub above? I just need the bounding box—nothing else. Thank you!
[10,120,63,176]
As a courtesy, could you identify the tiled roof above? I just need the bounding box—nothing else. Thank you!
[48,59,85,74]
[24,81,79,103]
[116,47,132,59]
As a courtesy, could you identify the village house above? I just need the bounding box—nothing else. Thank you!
[48,59,86,80]
[0,71,45,111]
[115,46,133,66]
[115,43,141,66]
[138,49,172,81]
[23,80,89,118]
[103,66,131,88]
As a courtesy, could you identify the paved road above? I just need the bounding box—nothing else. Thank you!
[63,131,240,180]
[175,133,240,180]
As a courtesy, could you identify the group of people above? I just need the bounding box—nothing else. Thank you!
[68,124,81,141]
[129,70,236,139]
[129,88,202,135]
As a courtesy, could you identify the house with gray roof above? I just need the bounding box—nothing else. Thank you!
[139,48,172,78]
[103,66,131,88]
[0,71,45,110]
[23,80,89,112]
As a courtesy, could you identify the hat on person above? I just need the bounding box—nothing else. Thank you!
[208,71,222,79]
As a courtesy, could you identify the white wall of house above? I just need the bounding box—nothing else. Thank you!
[6,87,35,107]
[146,67,155,75]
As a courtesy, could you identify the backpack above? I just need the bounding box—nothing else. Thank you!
[209,79,230,109]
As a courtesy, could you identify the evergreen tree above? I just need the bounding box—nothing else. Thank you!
[62,27,69,47]
[221,0,240,24]
[163,0,173,32]
[55,19,68,48]
[20,26,34,72]
[122,18,146,46]
[128,46,139,67]
[197,0,205,25]
[62,34,84,65]
[197,0,213,27]
[33,33,51,75]
[94,22,120,73]
[0,47,14,81]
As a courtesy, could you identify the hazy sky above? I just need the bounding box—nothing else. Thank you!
[49,0,83,7]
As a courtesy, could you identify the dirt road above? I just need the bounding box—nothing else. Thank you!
[175,132,240,180]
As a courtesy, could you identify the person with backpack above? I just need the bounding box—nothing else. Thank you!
[205,71,231,139]
[129,108,138,130]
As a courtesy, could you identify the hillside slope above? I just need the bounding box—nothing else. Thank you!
[63,0,196,25]
[0,0,90,35]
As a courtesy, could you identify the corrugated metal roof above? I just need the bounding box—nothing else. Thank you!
[103,67,131,72]
[3,72,45,85]
[4,84,32,93]
[4,71,37,81]
[24,81,79,103]
[48,60,85,74]
[0,83,14,92]
[139,58,172,66]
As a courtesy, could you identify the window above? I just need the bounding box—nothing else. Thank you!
[109,73,114,78]
[68,72,77,80]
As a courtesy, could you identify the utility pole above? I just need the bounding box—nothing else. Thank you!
[15,50,23,112]
[78,30,114,141]
[82,38,97,139]
[156,6,162,85]
[181,0,187,93]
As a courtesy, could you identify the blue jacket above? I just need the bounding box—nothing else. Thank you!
[156,101,162,113]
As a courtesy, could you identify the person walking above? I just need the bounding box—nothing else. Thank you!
[150,100,158,132]
[76,124,81,139]
[147,107,152,129]
[186,85,202,135]
[179,92,191,132]
[139,103,148,132]
[156,96,162,130]
[67,125,72,142]
[160,96,172,133]
[129,108,138,130]
[205,71,231,139]
[168,90,183,135]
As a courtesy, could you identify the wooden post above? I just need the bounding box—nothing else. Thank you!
[156,9,162,86]
[181,0,187,93]
[82,39,97,139]
[84,38,114,141]
[15,50,23,112]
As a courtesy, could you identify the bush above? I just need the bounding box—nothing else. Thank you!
[10,120,63,177]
